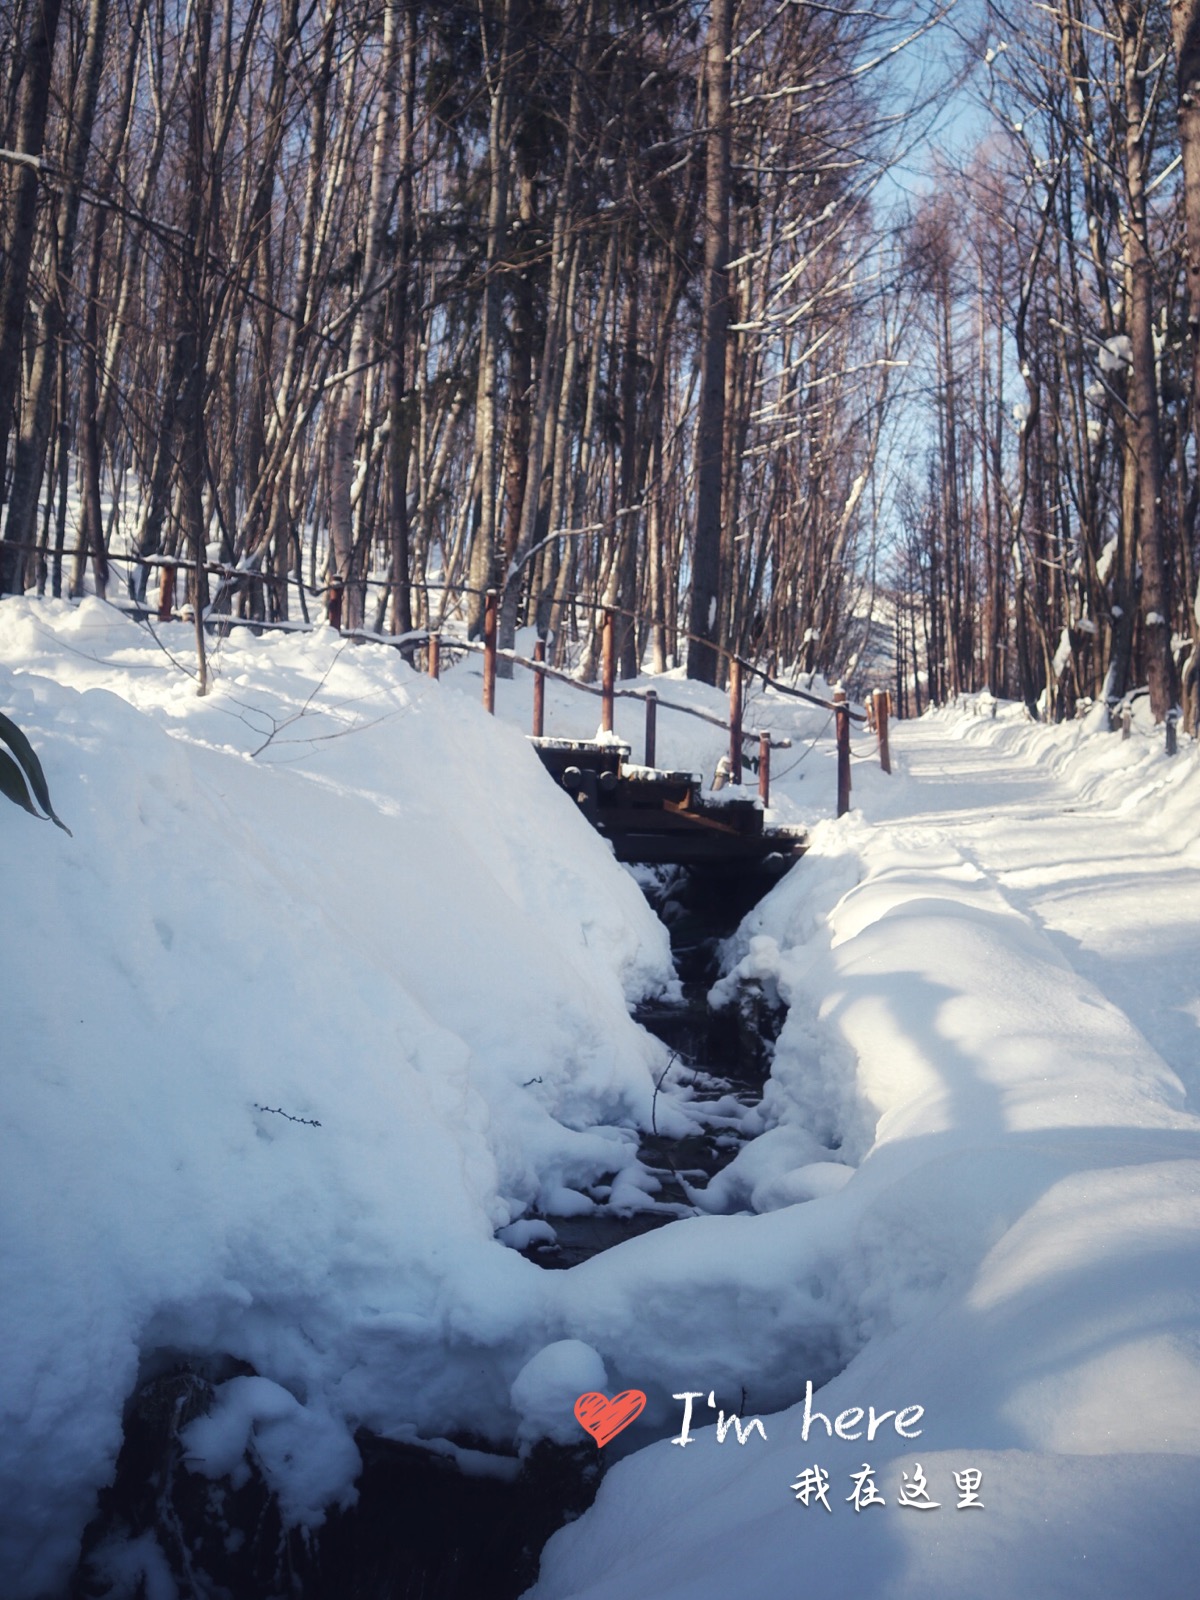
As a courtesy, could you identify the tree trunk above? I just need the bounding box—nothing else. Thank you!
[686,0,732,684]
[75,220,108,599]
[1120,0,1176,718]
[179,0,215,692]
[329,0,400,631]
[466,0,512,638]
[1172,0,1200,721]
[0,0,64,592]
[3,0,111,586]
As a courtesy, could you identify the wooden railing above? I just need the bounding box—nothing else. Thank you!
[430,592,890,815]
[109,562,891,814]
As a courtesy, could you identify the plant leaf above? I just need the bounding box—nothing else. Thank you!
[0,710,54,811]
[0,748,43,821]
[0,713,72,834]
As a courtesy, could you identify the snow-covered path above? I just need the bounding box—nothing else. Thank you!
[879,717,1200,1110]
[530,704,1200,1600]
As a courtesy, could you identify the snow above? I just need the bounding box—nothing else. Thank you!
[1052,624,1072,677]
[181,1375,360,1525]
[85,1534,178,1600]
[528,703,1200,1600]
[1098,334,1132,373]
[3,600,1200,1598]
[0,599,679,1595]
[511,1342,610,1451]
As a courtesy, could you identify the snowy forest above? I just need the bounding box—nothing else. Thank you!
[4,0,1200,721]
[4,3,1200,1600]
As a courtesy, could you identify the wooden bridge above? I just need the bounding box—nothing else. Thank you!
[530,736,808,866]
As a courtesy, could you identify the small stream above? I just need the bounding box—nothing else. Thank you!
[72,860,791,1600]
[521,860,789,1271]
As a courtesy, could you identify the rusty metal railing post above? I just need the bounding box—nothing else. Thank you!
[483,588,497,714]
[728,656,742,783]
[874,688,891,775]
[157,562,176,622]
[428,633,440,679]
[644,689,657,768]
[834,687,851,817]
[532,638,546,736]
[758,732,770,806]
[600,608,615,734]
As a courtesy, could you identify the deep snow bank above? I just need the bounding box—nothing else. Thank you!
[9,610,1200,1599]
[528,714,1200,1600]
[0,600,684,1595]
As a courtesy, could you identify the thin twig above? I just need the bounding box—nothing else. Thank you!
[254,1104,321,1127]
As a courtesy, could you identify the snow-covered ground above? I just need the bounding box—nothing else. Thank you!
[531,702,1200,1600]
[3,601,1199,1598]
[0,600,682,1594]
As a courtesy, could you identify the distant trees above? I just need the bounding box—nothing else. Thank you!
[0,0,928,694]
[11,0,1200,726]
[894,0,1200,727]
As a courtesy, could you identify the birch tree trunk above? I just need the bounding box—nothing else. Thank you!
[498,0,591,663]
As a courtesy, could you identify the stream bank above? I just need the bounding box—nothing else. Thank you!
[71,859,793,1600]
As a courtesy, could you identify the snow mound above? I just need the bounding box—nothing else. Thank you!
[0,599,678,1595]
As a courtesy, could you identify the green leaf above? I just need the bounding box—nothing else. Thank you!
[0,712,72,834]
[0,748,42,821]
[0,710,54,812]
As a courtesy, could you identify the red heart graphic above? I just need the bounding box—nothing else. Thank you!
[574,1389,647,1447]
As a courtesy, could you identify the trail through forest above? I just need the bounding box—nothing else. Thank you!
[530,704,1200,1600]
[877,715,1200,1111]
